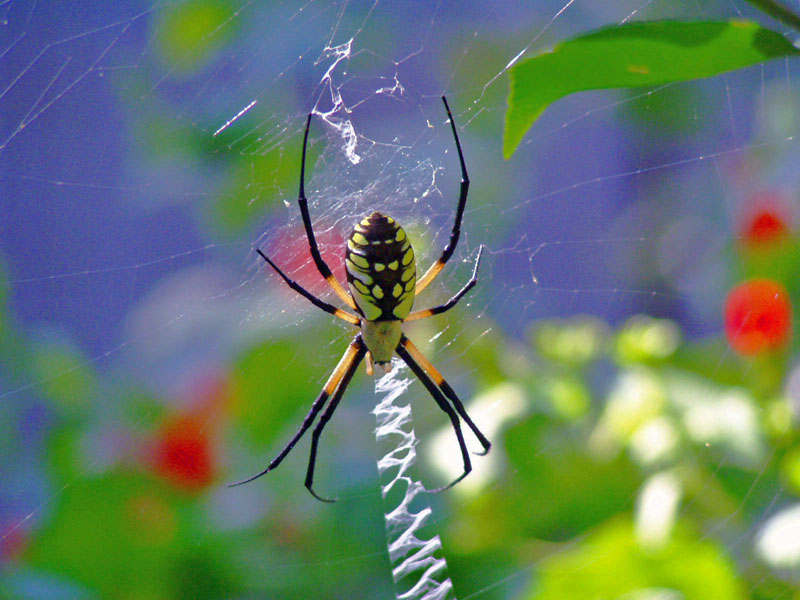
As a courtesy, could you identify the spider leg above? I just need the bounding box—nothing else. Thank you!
[416,96,470,295]
[399,335,491,455]
[256,248,360,326]
[305,339,366,502]
[228,335,364,488]
[395,342,472,492]
[297,114,359,311]
[405,245,482,322]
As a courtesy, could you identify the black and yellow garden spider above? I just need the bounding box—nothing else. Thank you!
[231,97,490,502]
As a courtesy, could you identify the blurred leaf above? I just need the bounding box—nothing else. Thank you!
[421,314,519,386]
[781,445,800,495]
[212,144,299,233]
[670,339,780,393]
[233,338,333,449]
[615,316,680,364]
[31,339,96,418]
[167,552,235,600]
[46,426,82,483]
[527,518,745,599]
[504,20,800,157]
[532,316,609,366]
[715,463,782,520]
[540,373,590,420]
[26,472,202,597]
[462,417,640,543]
[740,235,800,302]
[156,0,237,73]
[150,110,204,156]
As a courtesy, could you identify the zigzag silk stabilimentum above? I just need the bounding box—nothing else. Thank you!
[373,362,456,600]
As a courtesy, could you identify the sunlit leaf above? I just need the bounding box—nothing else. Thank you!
[527,518,745,599]
[504,20,800,157]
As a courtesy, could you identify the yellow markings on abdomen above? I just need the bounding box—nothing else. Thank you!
[349,253,369,269]
[345,211,416,321]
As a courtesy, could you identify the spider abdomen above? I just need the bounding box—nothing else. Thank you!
[345,211,416,322]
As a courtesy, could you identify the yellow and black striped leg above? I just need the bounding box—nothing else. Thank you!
[255,248,360,326]
[296,114,359,311]
[416,96,470,295]
[395,341,473,492]
[305,339,367,502]
[399,336,491,455]
[228,335,365,488]
[405,245,482,322]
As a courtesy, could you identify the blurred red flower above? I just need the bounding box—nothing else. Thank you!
[153,414,216,492]
[724,279,792,355]
[267,223,346,295]
[147,371,233,493]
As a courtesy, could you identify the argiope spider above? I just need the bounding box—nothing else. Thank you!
[231,97,490,502]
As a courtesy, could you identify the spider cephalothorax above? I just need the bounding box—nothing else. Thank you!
[232,97,489,502]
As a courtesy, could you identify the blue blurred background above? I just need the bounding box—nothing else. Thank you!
[3,0,800,598]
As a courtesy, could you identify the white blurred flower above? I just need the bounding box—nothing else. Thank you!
[635,470,682,550]
[682,388,763,463]
[604,368,666,439]
[630,417,680,466]
[756,503,800,571]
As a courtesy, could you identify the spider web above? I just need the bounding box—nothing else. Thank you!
[2,0,800,598]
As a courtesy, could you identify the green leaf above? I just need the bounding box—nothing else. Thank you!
[26,473,181,596]
[504,20,800,157]
[26,471,235,598]
[527,518,746,600]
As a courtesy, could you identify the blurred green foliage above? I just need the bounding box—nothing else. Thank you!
[156,0,238,74]
[529,518,745,600]
[26,472,236,598]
